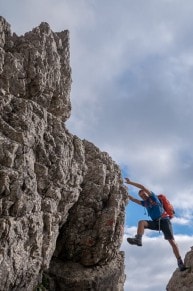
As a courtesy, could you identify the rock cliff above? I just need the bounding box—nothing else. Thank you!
[167,247,193,291]
[0,16,128,291]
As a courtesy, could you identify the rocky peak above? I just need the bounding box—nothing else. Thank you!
[167,247,193,291]
[0,17,128,290]
[0,16,71,121]
[0,16,11,47]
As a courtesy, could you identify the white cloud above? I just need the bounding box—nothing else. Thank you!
[1,1,193,289]
[173,216,192,226]
[122,230,193,291]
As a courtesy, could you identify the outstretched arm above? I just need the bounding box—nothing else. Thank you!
[128,194,142,205]
[125,178,151,196]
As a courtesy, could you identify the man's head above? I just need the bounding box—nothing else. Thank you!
[138,189,149,200]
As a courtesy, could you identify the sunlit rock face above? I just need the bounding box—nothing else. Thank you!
[167,247,193,291]
[0,16,128,291]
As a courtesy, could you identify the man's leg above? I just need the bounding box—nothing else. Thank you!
[127,220,149,246]
[168,239,186,271]
[161,219,187,271]
[137,220,149,235]
[168,239,180,259]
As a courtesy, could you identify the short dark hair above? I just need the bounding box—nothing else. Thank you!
[138,189,144,195]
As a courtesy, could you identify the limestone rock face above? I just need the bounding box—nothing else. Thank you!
[0,16,128,291]
[167,247,193,291]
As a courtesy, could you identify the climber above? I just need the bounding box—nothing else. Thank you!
[125,177,187,272]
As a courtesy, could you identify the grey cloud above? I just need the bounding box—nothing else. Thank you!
[122,232,193,291]
[2,1,193,289]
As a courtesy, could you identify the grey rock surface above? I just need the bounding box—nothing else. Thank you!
[0,16,128,291]
[167,247,193,291]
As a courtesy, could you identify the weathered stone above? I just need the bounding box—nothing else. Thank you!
[167,247,193,291]
[0,16,128,290]
[44,252,125,291]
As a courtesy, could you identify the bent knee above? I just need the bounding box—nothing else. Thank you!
[138,220,148,227]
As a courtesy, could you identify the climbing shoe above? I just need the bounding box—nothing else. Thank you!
[177,258,187,272]
[127,236,142,246]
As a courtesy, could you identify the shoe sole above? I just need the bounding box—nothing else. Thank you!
[179,267,190,272]
[127,238,142,246]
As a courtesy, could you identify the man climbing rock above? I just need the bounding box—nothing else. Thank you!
[125,178,187,272]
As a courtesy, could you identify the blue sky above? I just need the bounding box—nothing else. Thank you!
[1,1,193,290]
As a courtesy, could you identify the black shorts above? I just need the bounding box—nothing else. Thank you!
[145,218,174,240]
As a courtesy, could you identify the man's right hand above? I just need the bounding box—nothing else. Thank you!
[125,178,131,184]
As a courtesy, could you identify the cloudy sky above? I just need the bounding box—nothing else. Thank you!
[1,0,193,290]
